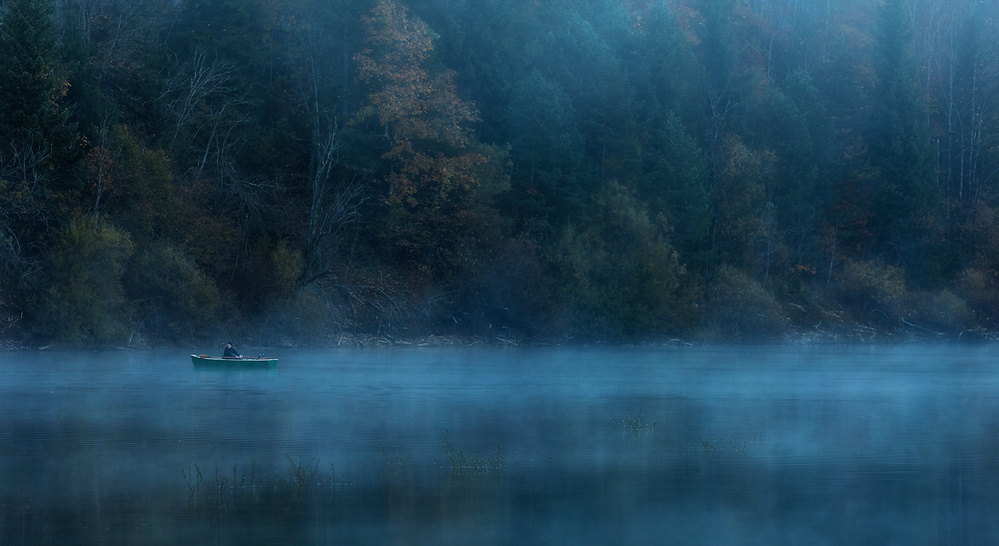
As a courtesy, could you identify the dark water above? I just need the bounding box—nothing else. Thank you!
[2,344,999,545]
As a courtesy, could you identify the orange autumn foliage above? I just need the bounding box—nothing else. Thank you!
[354,0,487,209]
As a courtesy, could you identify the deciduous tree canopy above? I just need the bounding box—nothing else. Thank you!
[2,0,998,346]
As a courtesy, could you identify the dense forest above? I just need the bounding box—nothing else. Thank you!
[0,0,997,347]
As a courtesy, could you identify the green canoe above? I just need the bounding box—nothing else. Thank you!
[191,354,279,369]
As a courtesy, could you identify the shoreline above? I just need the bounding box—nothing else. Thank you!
[3,323,995,352]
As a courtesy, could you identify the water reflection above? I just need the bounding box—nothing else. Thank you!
[1,345,998,544]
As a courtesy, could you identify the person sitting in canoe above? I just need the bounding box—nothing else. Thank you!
[223,341,242,358]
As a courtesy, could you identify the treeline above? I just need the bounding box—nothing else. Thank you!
[0,0,997,346]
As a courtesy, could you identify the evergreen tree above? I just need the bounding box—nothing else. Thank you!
[0,0,81,331]
[869,0,939,285]
[0,0,80,217]
[0,0,66,143]
[504,70,585,221]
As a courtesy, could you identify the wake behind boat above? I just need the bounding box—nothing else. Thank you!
[191,354,279,369]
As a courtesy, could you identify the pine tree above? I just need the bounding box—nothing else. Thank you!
[0,0,65,142]
[0,0,80,219]
[869,0,939,285]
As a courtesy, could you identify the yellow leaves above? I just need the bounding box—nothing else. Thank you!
[388,150,490,207]
[838,257,907,310]
[790,263,817,276]
[355,0,485,210]
[355,0,511,281]
[355,0,432,85]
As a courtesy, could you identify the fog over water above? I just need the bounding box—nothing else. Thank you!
[2,344,999,544]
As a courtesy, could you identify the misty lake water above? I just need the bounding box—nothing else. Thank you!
[2,344,999,545]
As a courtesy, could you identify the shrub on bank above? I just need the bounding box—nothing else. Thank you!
[127,242,223,341]
[41,217,134,344]
[834,258,908,325]
[700,265,786,341]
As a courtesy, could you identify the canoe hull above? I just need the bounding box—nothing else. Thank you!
[191,354,278,369]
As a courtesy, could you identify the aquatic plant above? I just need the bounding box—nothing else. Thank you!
[687,428,771,457]
[441,429,505,478]
[182,463,231,512]
[619,411,656,436]
[283,455,322,492]
[182,459,270,512]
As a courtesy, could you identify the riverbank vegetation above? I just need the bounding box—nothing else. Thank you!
[2,0,999,347]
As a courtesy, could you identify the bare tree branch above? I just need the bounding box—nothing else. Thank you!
[161,48,240,154]
[301,114,367,285]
